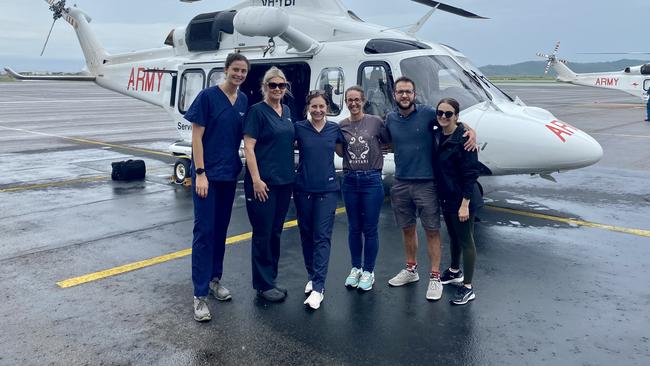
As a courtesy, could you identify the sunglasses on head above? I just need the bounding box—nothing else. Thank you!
[436,110,455,118]
[267,82,287,90]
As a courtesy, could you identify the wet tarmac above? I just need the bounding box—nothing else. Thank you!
[0,82,649,365]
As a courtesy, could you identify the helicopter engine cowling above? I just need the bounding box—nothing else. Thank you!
[234,6,321,54]
[234,7,290,38]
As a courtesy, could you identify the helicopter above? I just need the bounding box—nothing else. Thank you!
[7,0,603,183]
[538,41,650,101]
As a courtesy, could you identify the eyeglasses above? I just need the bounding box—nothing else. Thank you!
[267,82,287,90]
[395,90,414,96]
[436,110,455,118]
[345,98,363,104]
[308,89,326,97]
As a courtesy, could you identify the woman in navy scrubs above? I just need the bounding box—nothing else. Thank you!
[294,90,343,310]
[434,98,483,306]
[243,67,295,302]
[184,53,249,322]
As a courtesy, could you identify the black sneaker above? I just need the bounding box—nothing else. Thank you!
[451,286,475,305]
[440,268,464,284]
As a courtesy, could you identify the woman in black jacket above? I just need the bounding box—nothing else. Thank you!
[434,98,483,305]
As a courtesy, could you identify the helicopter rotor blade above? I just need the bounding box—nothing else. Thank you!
[40,19,57,56]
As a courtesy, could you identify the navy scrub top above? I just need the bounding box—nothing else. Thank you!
[243,102,295,186]
[294,120,343,193]
[184,86,248,181]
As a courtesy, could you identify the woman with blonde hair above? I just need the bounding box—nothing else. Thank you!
[243,67,295,302]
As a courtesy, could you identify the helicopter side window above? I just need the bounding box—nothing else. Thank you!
[644,79,650,92]
[208,69,225,87]
[179,69,206,114]
[358,63,394,119]
[315,68,344,116]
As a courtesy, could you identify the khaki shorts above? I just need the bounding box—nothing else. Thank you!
[390,179,441,230]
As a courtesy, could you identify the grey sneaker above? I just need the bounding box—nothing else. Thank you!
[388,269,419,287]
[426,276,443,300]
[344,267,362,288]
[358,271,375,291]
[193,296,211,322]
[209,279,232,301]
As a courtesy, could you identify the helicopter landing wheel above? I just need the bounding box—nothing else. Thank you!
[173,158,191,184]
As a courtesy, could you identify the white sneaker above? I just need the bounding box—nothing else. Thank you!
[304,290,324,310]
[304,280,313,294]
[193,296,211,322]
[344,267,362,288]
[209,279,232,301]
[388,269,419,287]
[426,276,443,300]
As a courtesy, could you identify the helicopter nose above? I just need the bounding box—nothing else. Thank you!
[470,107,603,175]
[523,107,603,170]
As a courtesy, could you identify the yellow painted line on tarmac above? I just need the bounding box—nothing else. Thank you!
[0,167,170,193]
[0,175,108,193]
[56,207,347,289]
[590,132,650,139]
[487,205,650,238]
[0,125,173,157]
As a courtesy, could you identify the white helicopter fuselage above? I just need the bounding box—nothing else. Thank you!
[32,0,604,179]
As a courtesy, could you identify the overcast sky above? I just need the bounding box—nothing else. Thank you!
[1,0,648,72]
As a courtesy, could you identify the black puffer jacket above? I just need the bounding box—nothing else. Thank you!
[433,125,483,213]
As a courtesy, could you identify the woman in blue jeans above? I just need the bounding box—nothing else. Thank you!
[336,86,390,291]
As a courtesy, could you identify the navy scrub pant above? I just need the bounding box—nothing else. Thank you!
[244,180,293,291]
[294,190,338,293]
[192,180,237,297]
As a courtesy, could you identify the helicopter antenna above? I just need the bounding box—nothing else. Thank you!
[536,41,568,74]
[40,0,67,56]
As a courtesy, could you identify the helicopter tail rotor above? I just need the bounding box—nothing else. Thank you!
[40,0,67,56]
[537,41,569,74]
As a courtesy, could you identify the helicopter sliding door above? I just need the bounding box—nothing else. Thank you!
[357,62,395,119]
[239,62,311,122]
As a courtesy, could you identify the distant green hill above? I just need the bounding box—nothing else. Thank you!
[480,59,650,77]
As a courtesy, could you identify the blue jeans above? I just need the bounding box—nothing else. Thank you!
[294,190,338,293]
[341,170,384,272]
[646,99,650,120]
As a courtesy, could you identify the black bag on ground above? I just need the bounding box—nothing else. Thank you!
[111,159,146,181]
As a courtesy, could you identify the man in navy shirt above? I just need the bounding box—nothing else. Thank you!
[386,76,475,302]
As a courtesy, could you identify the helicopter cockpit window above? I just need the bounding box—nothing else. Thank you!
[641,64,650,75]
[208,69,225,87]
[179,69,205,114]
[400,55,489,110]
[315,68,344,116]
[359,64,394,119]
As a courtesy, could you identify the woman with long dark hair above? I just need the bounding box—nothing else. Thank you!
[434,97,483,305]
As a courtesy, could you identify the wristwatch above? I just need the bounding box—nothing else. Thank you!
[196,168,205,175]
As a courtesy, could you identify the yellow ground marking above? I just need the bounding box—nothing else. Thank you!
[0,167,170,193]
[56,207,347,288]
[0,125,173,157]
[0,175,108,193]
[590,132,650,139]
[486,205,650,238]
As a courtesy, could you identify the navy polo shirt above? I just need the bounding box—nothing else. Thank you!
[386,104,440,180]
[243,102,295,185]
[294,120,343,193]
[184,86,248,181]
